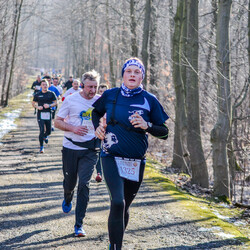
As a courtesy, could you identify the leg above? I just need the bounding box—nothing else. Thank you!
[124,160,145,228]
[37,118,45,147]
[62,147,78,204]
[75,150,98,227]
[95,153,102,175]
[102,157,125,250]
[44,119,52,138]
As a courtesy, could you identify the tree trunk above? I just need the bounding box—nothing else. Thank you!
[210,0,232,198]
[171,0,189,173]
[130,0,138,57]
[186,0,209,188]
[149,1,158,88]
[3,0,23,107]
[141,0,151,86]
[106,0,116,86]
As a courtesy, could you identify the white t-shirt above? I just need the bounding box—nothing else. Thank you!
[57,92,100,150]
[63,87,81,100]
[55,85,63,95]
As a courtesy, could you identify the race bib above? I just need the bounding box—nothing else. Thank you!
[82,120,94,134]
[35,85,41,90]
[115,157,141,182]
[40,112,51,120]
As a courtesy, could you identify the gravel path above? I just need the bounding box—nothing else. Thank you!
[0,103,245,249]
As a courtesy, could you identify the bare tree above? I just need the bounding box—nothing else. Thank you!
[185,0,209,188]
[211,0,232,198]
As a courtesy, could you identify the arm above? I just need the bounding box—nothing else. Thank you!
[92,108,107,140]
[43,100,57,109]
[54,116,88,136]
[130,113,169,140]
[32,100,43,110]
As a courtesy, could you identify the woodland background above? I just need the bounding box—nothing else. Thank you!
[0,0,249,205]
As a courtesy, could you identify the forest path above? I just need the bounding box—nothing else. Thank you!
[0,97,244,249]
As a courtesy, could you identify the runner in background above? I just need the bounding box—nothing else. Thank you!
[32,79,57,153]
[31,75,42,115]
[95,83,109,182]
[92,57,169,250]
[43,75,60,131]
[63,75,74,90]
[55,70,101,237]
[62,79,81,101]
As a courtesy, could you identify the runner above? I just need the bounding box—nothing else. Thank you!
[62,79,81,101]
[32,79,57,153]
[31,75,42,115]
[43,75,60,131]
[92,57,169,250]
[95,83,109,182]
[52,76,63,97]
[54,70,101,237]
[63,75,74,90]
[31,75,42,95]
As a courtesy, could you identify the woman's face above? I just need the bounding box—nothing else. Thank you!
[123,65,143,89]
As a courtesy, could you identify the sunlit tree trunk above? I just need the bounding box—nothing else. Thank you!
[171,0,189,173]
[141,0,151,86]
[130,0,138,57]
[186,0,209,188]
[106,0,115,86]
[211,0,232,198]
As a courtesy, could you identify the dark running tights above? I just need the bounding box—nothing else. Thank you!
[101,156,145,250]
[37,117,51,147]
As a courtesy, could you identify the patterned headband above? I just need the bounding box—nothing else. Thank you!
[121,59,145,79]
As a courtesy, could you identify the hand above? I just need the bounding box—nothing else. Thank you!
[95,124,107,140]
[130,112,148,130]
[72,126,88,136]
[37,106,43,110]
[43,103,50,109]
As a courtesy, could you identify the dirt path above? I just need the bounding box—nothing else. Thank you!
[0,99,245,249]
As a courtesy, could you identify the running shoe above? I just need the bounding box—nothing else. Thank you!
[44,136,49,144]
[95,173,102,182]
[62,199,72,213]
[74,225,86,237]
[40,146,44,153]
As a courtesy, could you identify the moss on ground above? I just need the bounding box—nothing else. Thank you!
[144,159,250,245]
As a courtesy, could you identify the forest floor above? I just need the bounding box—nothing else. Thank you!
[0,89,249,249]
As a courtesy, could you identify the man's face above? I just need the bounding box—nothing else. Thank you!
[47,79,52,86]
[41,81,48,91]
[37,76,41,82]
[82,79,97,100]
[69,77,73,82]
[98,87,107,95]
[72,81,79,90]
[53,79,58,86]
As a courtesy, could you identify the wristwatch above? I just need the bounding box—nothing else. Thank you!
[49,104,51,108]
[147,122,152,129]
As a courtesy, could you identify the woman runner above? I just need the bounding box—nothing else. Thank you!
[92,57,169,250]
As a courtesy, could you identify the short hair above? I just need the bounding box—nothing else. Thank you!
[41,79,48,85]
[82,70,100,85]
[98,83,109,91]
[53,77,59,80]
[43,75,51,80]
[73,79,80,84]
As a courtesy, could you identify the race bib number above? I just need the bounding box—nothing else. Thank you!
[40,112,51,120]
[35,85,41,90]
[82,120,94,134]
[115,157,141,182]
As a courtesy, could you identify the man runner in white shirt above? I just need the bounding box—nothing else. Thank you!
[54,70,101,237]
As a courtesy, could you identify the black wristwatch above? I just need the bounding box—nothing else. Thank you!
[146,122,153,131]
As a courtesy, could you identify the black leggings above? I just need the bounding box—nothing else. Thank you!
[101,156,145,250]
[37,117,51,146]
